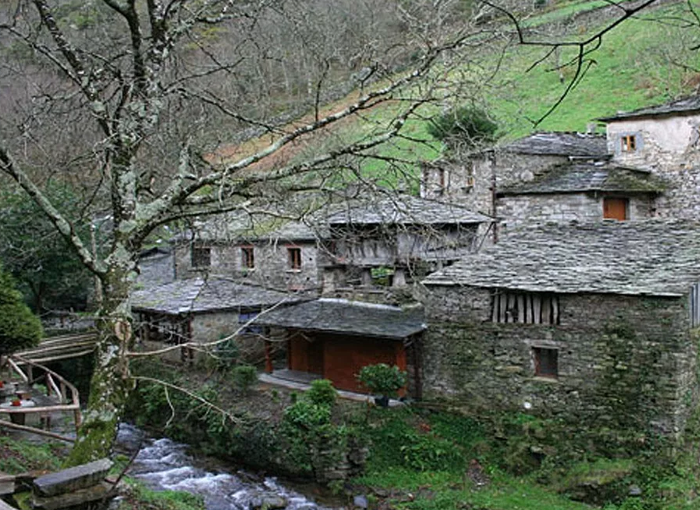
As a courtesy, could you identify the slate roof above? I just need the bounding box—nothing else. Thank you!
[327,195,493,226]
[423,220,700,297]
[599,96,700,122]
[254,298,426,339]
[132,277,305,315]
[498,162,666,196]
[500,132,608,157]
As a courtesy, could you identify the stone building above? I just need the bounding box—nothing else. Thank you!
[600,96,700,219]
[173,214,325,293]
[421,132,608,215]
[496,161,665,231]
[420,220,700,440]
[322,194,493,291]
[132,276,305,363]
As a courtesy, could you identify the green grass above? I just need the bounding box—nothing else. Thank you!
[298,1,700,188]
[0,435,64,474]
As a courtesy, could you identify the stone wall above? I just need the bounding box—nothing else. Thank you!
[422,152,571,215]
[497,193,654,231]
[421,285,698,440]
[174,241,321,292]
[607,115,700,219]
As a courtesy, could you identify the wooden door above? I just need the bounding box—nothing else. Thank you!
[603,197,628,220]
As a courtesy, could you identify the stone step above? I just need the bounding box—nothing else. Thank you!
[32,459,112,498]
[0,473,15,496]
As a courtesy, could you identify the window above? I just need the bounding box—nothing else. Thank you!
[491,291,560,325]
[241,246,255,269]
[603,197,629,220]
[621,134,636,152]
[533,347,558,379]
[191,245,211,268]
[288,247,302,270]
[438,168,446,188]
[239,311,263,334]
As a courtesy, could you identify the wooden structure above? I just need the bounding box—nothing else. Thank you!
[256,298,426,397]
[0,354,82,442]
[16,333,98,364]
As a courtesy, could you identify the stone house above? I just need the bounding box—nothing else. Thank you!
[322,194,493,291]
[132,276,305,363]
[599,96,700,219]
[420,220,700,440]
[496,161,665,231]
[172,214,325,293]
[421,132,608,215]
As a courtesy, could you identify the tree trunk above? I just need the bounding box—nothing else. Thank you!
[65,264,136,466]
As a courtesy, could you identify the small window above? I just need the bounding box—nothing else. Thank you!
[191,245,211,268]
[491,291,560,325]
[533,347,558,379]
[438,168,446,188]
[288,247,302,270]
[241,246,255,269]
[603,197,629,220]
[621,135,636,152]
[239,311,263,334]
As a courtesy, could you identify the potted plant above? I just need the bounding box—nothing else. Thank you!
[357,363,407,408]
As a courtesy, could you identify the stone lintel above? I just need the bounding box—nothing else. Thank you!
[32,459,113,497]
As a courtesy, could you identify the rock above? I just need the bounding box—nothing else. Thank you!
[353,494,369,508]
[629,485,642,496]
[0,473,15,496]
[251,492,288,509]
[33,458,113,497]
[32,480,113,510]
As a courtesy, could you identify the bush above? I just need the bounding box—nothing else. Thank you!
[357,363,407,398]
[230,365,258,394]
[0,263,42,357]
[427,105,498,146]
[306,379,337,407]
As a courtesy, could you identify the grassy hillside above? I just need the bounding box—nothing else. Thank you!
[276,1,700,189]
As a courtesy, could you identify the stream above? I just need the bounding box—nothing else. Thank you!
[116,424,346,510]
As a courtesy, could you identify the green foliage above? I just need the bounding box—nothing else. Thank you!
[117,479,206,510]
[357,363,407,397]
[0,262,42,356]
[306,379,338,407]
[230,364,258,394]
[0,436,63,474]
[0,185,92,311]
[427,105,498,146]
[213,337,239,370]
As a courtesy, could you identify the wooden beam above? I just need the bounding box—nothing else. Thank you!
[0,419,74,443]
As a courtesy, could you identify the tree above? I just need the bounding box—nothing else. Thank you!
[0,185,92,313]
[0,262,43,358]
[0,0,676,465]
[0,0,479,465]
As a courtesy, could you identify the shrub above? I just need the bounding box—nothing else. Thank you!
[357,363,407,398]
[0,263,42,357]
[427,105,498,147]
[306,379,337,407]
[230,365,258,394]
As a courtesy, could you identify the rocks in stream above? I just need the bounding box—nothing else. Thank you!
[250,491,288,509]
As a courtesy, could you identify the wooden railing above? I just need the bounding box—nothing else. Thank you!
[0,355,82,442]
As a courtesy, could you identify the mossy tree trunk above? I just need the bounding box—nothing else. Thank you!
[65,251,138,466]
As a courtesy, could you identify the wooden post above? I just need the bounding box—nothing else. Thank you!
[264,341,273,374]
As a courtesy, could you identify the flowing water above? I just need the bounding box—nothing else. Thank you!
[117,424,345,510]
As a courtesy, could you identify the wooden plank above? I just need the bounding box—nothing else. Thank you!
[525,295,533,324]
[7,359,28,382]
[507,294,516,323]
[533,295,542,324]
[498,293,507,323]
[517,295,525,323]
[552,297,560,325]
[491,294,499,322]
